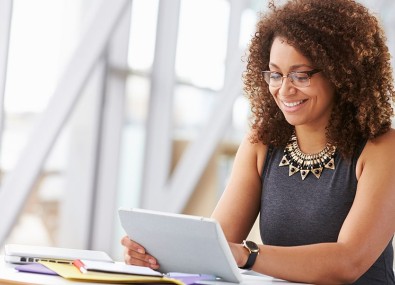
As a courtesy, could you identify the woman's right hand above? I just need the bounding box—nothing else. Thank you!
[121,235,159,269]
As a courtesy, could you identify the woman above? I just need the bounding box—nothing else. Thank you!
[122,0,395,283]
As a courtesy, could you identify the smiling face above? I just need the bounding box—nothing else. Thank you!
[268,37,335,131]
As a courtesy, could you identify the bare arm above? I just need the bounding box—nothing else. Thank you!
[211,134,267,243]
[229,129,395,284]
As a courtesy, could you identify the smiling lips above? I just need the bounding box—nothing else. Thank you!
[282,99,307,107]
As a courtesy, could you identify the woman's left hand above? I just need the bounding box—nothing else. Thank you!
[228,242,248,268]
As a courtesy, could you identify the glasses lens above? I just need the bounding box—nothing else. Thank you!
[263,70,317,87]
[263,72,282,87]
[290,72,310,87]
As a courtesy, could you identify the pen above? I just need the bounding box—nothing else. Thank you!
[72,259,87,274]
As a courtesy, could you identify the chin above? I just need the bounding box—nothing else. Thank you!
[283,116,304,127]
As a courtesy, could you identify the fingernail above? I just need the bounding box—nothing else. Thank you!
[137,248,145,254]
[148,258,156,264]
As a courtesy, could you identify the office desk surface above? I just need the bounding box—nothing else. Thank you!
[0,257,307,285]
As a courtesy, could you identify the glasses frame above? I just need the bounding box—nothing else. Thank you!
[262,69,322,88]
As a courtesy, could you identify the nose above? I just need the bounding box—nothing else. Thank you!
[278,76,296,96]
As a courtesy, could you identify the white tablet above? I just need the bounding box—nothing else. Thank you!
[118,208,243,283]
[4,244,113,264]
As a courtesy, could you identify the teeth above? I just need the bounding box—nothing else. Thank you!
[283,100,305,107]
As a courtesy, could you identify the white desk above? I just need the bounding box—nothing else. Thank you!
[0,257,307,285]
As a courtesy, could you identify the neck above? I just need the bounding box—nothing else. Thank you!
[294,126,328,154]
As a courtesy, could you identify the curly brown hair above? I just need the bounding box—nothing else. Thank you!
[244,0,395,158]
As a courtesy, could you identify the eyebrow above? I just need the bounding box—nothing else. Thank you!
[269,63,314,70]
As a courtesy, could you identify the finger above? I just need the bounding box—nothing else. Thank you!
[121,236,159,269]
[121,236,145,254]
[125,247,158,265]
[124,249,159,269]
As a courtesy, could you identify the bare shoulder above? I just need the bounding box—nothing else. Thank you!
[239,132,268,176]
[357,128,395,178]
[364,128,395,154]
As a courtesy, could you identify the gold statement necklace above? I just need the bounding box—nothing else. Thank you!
[279,132,336,180]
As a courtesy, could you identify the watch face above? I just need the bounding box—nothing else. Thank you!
[245,240,259,252]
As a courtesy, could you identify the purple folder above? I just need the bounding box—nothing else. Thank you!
[15,263,58,275]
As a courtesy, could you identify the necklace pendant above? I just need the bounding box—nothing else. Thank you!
[325,158,335,170]
[312,167,324,179]
[279,155,290,166]
[300,169,310,180]
[289,165,300,176]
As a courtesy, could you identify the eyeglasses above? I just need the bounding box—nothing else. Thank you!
[262,69,322,88]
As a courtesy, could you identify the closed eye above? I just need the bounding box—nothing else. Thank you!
[270,72,282,80]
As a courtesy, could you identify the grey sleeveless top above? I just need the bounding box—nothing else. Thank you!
[260,143,394,284]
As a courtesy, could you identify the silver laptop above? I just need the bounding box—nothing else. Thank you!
[118,208,243,283]
[4,244,113,264]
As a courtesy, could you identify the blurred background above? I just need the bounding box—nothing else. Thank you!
[0,0,394,261]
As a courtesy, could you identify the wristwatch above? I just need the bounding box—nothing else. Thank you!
[239,240,259,270]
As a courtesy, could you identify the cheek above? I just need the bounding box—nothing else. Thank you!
[269,90,281,107]
[317,87,336,106]
[268,86,275,94]
[268,87,278,99]
[317,81,336,103]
